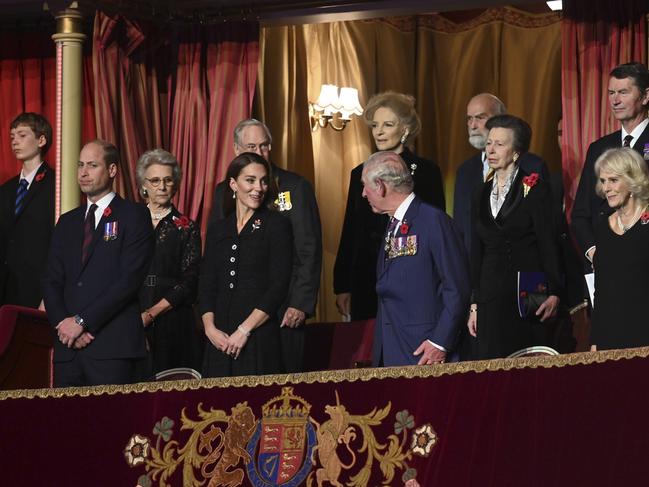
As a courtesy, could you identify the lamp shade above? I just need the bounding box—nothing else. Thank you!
[338,87,363,120]
[313,84,340,116]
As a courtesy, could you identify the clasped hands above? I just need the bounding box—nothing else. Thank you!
[206,326,249,360]
[56,317,94,349]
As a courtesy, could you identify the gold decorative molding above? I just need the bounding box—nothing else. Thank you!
[364,7,561,34]
[2,347,649,401]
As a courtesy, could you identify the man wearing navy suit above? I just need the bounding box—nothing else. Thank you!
[363,151,470,367]
[571,62,649,266]
[0,113,55,308]
[42,140,153,387]
[454,93,548,253]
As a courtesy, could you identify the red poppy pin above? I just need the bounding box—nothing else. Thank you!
[522,173,539,197]
[641,211,649,225]
[103,207,112,218]
[399,221,409,235]
[173,215,190,229]
[34,172,45,182]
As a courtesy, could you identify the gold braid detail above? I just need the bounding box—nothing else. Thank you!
[2,347,649,401]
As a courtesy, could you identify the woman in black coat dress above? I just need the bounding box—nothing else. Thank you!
[467,115,562,359]
[199,152,292,377]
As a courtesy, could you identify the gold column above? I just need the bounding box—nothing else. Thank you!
[52,9,86,218]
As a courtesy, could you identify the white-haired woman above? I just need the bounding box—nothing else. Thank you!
[591,147,649,350]
[135,149,201,376]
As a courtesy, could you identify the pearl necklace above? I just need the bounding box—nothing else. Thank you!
[148,205,171,221]
[616,204,644,234]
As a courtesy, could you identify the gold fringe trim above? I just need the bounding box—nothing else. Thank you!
[364,7,560,34]
[2,346,649,401]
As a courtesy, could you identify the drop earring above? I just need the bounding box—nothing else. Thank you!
[232,190,237,199]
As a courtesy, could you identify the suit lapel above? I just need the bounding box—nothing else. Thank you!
[633,123,649,156]
[377,197,420,279]
[79,196,120,273]
[496,169,524,222]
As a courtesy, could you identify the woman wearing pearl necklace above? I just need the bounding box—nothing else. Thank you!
[135,149,202,377]
[591,147,649,351]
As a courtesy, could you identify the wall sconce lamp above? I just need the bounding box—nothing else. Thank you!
[309,84,363,131]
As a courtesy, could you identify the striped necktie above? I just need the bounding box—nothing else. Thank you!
[623,135,633,147]
[15,179,28,215]
[82,204,98,264]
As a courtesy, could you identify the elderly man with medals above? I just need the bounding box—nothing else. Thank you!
[361,151,470,367]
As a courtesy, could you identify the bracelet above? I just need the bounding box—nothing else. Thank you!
[145,310,155,325]
[237,325,251,337]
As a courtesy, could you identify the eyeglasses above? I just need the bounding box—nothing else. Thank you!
[240,142,271,152]
[145,177,175,187]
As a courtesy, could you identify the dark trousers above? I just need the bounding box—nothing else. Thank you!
[54,353,135,387]
[280,326,305,373]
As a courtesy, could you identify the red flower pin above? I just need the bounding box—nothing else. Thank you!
[641,211,649,225]
[173,215,190,229]
[103,207,112,218]
[35,172,45,182]
[399,222,409,235]
[522,173,539,197]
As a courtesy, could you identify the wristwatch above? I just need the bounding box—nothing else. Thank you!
[74,314,87,330]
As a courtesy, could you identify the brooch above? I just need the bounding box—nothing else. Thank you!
[410,163,417,175]
[522,173,539,197]
[252,218,262,232]
[173,215,190,230]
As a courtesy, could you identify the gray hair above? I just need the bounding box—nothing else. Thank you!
[595,147,649,204]
[135,149,182,198]
[233,118,273,147]
[364,151,414,194]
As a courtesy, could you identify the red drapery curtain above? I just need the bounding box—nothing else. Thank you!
[561,0,647,217]
[169,24,259,230]
[92,12,166,201]
[92,12,258,233]
[0,26,96,184]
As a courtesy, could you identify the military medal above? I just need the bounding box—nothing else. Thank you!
[388,235,418,259]
[103,221,118,241]
[275,191,293,211]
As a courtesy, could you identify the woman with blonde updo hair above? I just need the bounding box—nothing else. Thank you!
[333,91,445,322]
[591,147,649,350]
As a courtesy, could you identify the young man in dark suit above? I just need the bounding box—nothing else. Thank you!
[571,62,649,266]
[42,140,153,387]
[0,113,55,308]
[362,151,470,367]
[208,119,322,373]
[454,93,549,253]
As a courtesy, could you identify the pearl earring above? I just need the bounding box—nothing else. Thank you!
[232,190,237,199]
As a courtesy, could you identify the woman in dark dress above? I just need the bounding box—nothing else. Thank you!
[334,91,445,320]
[591,147,649,350]
[467,115,561,359]
[136,149,202,376]
[199,152,292,377]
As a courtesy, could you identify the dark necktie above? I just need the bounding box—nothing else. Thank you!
[384,217,398,256]
[14,179,28,215]
[82,204,98,264]
[623,135,633,147]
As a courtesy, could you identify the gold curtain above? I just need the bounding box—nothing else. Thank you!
[257,7,561,322]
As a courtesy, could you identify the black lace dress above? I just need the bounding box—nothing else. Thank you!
[138,207,202,375]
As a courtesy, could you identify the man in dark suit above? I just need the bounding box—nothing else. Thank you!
[363,151,470,367]
[454,93,549,253]
[0,113,54,308]
[571,62,649,266]
[208,119,322,373]
[42,140,153,387]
